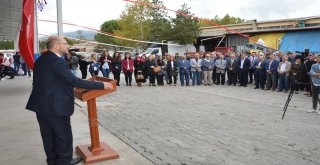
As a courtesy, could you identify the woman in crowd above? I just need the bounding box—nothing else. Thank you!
[66,51,79,77]
[304,54,316,96]
[167,55,179,86]
[134,55,145,87]
[163,54,169,84]
[156,55,165,86]
[111,52,122,86]
[141,55,148,84]
[98,51,111,78]
[122,52,134,86]
[145,55,157,86]
[89,53,100,77]
[290,58,304,94]
[78,53,89,79]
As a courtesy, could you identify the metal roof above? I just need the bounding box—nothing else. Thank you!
[0,0,22,41]
[200,16,320,30]
[225,26,320,35]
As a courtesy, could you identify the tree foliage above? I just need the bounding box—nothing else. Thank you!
[0,40,14,49]
[65,37,76,46]
[95,20,119,44]
[149,0,171,42]
[95,1,244,47]
[169,3,199,45]
[198,14,245,27]
[113,0,152,47]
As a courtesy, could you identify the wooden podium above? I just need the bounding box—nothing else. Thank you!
[74,76,119,164]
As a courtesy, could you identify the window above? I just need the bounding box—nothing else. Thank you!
[305,23,320,27]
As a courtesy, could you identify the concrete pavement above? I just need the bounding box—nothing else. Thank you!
[2,73,320,165]
[76,76,320,165]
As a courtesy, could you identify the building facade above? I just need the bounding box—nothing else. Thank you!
[198,16,320,53]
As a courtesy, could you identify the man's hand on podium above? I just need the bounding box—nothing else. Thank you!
[103,82,114,90]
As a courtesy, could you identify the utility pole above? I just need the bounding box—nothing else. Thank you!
[34,0,40,58]
[57,0,63,36]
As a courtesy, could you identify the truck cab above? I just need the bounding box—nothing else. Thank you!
[143,47,162,57]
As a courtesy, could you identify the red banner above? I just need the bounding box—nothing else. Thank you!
[19,0,35,69]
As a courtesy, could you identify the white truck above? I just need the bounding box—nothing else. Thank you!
[140,41,196,57]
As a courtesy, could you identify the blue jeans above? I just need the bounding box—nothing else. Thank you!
[21,63,31,76]
[192,71,201,85]
[14,63,20,73]
[101,69,109,78]
[180,71,190,85]
[278,74,289,91]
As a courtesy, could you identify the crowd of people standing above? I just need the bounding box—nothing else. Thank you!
[68,50,318,100]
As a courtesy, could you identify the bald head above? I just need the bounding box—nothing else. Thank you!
[194,53,200,59]
[46,36,68,55]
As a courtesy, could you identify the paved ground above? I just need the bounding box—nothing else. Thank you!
[77,75,320,165]
[0,76,152,165]
[2,72,320,165]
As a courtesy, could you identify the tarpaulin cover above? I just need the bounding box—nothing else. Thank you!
[250,33,285,49]
[279,30,320,53]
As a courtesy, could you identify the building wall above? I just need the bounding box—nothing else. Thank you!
[199,16,320,37]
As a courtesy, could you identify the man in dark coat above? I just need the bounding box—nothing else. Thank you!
[226,53,239,86]
[253,53,268,90]
[26,36,113,165]
[266,53,279,91]
[13,52,21,73]
[238,53,251,87]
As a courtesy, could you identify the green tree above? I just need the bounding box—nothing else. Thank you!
[39,41,46,50]
[0,40,14,49]
[113,1,152,47]
[149,0,171,42]
[95,20,119,44]
[169,3,199,45]
[65,37,76,46]
[199,14,245,27]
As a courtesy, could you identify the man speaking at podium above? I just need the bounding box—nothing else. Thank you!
[26,36,113,165]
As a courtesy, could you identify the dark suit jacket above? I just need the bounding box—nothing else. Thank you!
[253,60,268,75]
[226,58,239,73]
[167,60,179,76]
[26,51,104,116]
[238,58,251,71]
[178,60,191,73]
[266,59,279,75]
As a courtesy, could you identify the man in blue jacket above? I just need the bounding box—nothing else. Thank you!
[178,55,191,86]
[253,53,268,90]
[238,53,251,87]
[266,53,279,91]
[26,36,113,165]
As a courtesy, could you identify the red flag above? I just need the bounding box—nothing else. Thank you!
[19,0,35,69]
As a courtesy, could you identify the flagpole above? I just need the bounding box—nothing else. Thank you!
[57,0,63,37]
[34,0,40,59]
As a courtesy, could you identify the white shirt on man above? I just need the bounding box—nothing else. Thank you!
[280,62,286,72]
[240,59,244,69]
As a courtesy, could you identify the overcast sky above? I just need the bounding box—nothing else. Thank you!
[38,0,320,35]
